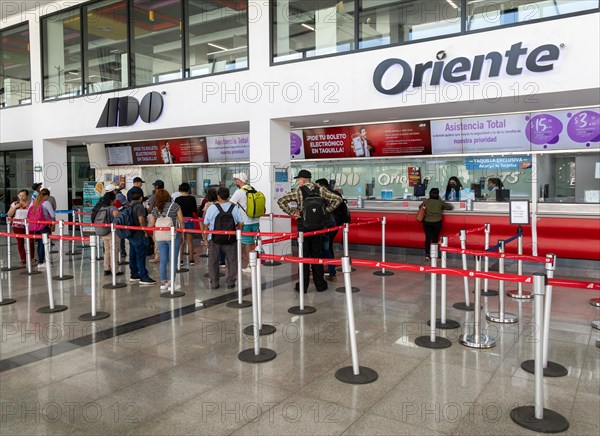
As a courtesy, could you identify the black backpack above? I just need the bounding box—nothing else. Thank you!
[300,185,326,231]
[212,203,236,245]
[334,198,351,225]
[113,205,135,239]
[90,199,106,222]
[93,206,112,236]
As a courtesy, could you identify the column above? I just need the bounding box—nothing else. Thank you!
[33,139,69,211]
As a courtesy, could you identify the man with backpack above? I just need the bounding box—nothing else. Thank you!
[278,170,341,293]
[230,172,265,272]
[203,187,243,290]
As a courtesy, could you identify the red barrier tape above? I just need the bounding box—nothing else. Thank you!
[447,225,487,242]
[441,247,551,263]
[547,278,600,291]
[0,232,89,242]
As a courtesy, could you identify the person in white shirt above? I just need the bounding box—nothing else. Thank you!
[229,172,260,272]
[351,127,375,157]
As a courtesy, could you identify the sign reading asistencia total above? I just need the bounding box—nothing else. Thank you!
[373,42,560,95]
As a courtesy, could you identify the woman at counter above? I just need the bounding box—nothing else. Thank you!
[484,178,503,201]
[420,188,453,260]
[444,177,463,201]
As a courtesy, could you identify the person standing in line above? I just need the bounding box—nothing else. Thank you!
[31,183,42,201]
[229,172,260,272]
[420,188,453,260]
[175,182,198,266]
[147,180,166,263]
[98,191,122,277]
[127,191,156,285]
[277,170,341,293]
[203,187,242,290]
[127,177,145,203]
[28,188,55,269]
[115,182,128,257]
[315,178,341,281]
[444,176,463,201]
[7,189,34,265]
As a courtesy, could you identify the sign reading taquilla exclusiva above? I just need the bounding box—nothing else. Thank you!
[373,42,560,95]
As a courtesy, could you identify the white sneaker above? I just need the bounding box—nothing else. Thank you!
[160,281,169,290]
[37,263,46,269]
[242,267,252,273]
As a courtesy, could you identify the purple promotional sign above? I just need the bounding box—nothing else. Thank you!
[566,110,600,145]
[529,108,600,150]
[290,130,305,159]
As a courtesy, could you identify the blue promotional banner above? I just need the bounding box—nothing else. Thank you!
[465,156,532,171]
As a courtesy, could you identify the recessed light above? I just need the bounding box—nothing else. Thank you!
[323,119,330,123]
[301,23,315,31]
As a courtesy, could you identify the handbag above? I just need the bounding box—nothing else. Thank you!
[416,200,427,222]
[154,203,175,241]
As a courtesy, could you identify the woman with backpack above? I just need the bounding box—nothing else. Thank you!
[27,188,55,269]
[148,189,184,291]
[419,188,453,260]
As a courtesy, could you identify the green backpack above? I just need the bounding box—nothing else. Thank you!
[240,186,266,218]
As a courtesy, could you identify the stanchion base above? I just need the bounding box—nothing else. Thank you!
[415,336,452,349]
[118,261,128,266]
[65,251,82,256]
[243,324,277,336]
[592,320,600,330]
[0,266,22,271]
[507,290,534,300]
[335,286,360,293]
[50,250,59,254]
[589,298,600,307]
[204,272,225,278]
[459,333,496,349]
[288,305,316,315]
[427,319,461,330]
[0,299,16,306]
[160,291,186,299]
[336,267,356,272]
[20,270,42,276]
[510,406,569,433]
[198,254,209,258]
[453,302,475,311]
[103,282,127,289]
[335,366,379,384]
[52,275,74,281]
[479,289,499,297]
[486,312,518,324]
[238,348,277,363]
[521,360,568,377]
[373,270,394,276]
[227,300,252,308]
[37,305,68,314]
[263,261,281,266]
[177,268,189,273]
[78,311,110,321]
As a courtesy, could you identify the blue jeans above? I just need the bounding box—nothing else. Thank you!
[36,226,51,264]
[322,232,337,277]
[128,235,150,280]
[157,234,182,282]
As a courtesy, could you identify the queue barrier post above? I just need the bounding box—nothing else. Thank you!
[373,217,393,276]
[416,244,452,349]
[521,254,568,377]
[262,214,281,267]
[52,220,73,281]
[37,233,68,313]
[288,231,316,315]
[1,220,21,272]
[238,251,277,363]
[430,237,460,330]
[0,256,16,306]
[335,255,379,384]
[226,229,251,308]
[336,225,360,293]
[453,229,474,311]
[591,298,600,332]
[21,219,41,276]
[486,240,517,324]
[510,273,569,432]
[66,212,82,256]
[481,224,498,297]
[77,210,87,249]
[103,224,126,290]
[161,226,185,298]
[243,240,276,336]
[177,227,189,273]
[78,235,110,321]
[459,256,496,349]
[507,226,533,300]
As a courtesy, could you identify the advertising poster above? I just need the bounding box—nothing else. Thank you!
[290,131,305,159]
[408,166,422,187]
[106,138,209,166]
[206,134,250,162]
[302,121,431,159]
[465,155,532,171]
[528,108,600,151]
[82,181,103,231]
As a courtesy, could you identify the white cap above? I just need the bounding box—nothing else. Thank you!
[233,172,248,183]
[105,184,118,192]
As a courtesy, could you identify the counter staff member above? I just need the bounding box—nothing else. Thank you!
[485,177,503,201]
[277,169,341,293]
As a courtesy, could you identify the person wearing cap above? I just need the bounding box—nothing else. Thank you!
[277,169,341,293]
[31,183,42,201]
[230,172,260,272]
[420,187,453,260]
[147,180,167,263]
[127,177,145,203]
[315,178,342,281]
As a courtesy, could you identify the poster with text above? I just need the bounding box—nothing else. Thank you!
[302,121,431,159]
[290,130,305,159]
[106,138,209,165]
[206,134,250,162]
[528,108,600,151]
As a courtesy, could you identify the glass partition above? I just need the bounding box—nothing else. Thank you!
[0,23,31,107]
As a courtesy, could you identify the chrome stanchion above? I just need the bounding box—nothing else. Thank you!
[459,256,495,348]
[226,229,251,308]
[417,244,452,349]
[480,224,498,296]
[52,220,73,281]
[431,237,459,329]
[262,213,281,266]
[0,258,16,306]
[373,217,393,276]
[177,228,189,273]
[161,226,185,298]
[243,241,276,336]
[288,231,316,315]
[78,235,110,320]
[336,255,379,383]
[453,230,474,311]
[77,211,87,249]
[336,225,359,293]
[103,224,126,290]
[511,273,569,432]
[522,254,567,377]
[238,251,277,362]
[486,240,517,324]
[20,220,41,276]
[37,233,68,313]
[65,212,81,256]
[1,220,21,271]
[591,298,600,331]
[507,226,533,300]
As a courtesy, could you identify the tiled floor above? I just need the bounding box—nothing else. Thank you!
[0,240,598,435]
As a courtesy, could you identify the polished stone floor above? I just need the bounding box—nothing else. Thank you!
[0,239,598,435]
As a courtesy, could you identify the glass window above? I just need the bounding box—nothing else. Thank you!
[186,1,248,77]
[132,0,183,85]
[67,146,94,210]
[1,150,34,215]
[83,0,129,94]
[466,0,599,31]
[273,1,355,63]
[359,0,461,49]
[0,24,31,108]
[538,153,600,204]
[42,9,83,99]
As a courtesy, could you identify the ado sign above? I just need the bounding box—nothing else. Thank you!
[96,91,164,128]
